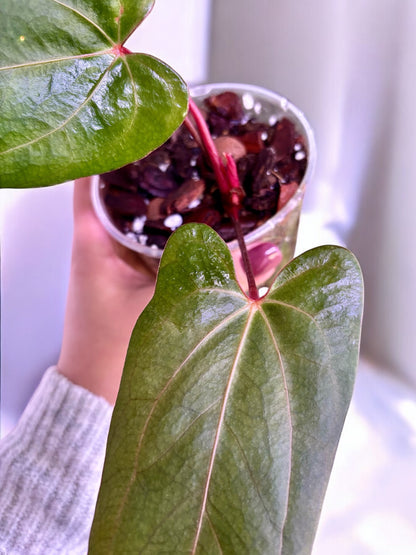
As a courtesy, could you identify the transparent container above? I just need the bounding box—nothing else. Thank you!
[92,82,316,287]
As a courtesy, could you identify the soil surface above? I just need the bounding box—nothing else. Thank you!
[100,91,308,250]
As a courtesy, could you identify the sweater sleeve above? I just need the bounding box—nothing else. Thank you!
[0,366,113,555]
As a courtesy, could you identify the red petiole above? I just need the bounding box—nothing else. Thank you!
[187,99,259,300]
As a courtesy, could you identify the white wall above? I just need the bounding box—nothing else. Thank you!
[208,5,416,549]
[0,183,74,434]
[3,0,415,427]
[125,0,211,85]
[348,1,416,387]
[0,0,212,435]
[209,0,416,388]
[2,1,416,551]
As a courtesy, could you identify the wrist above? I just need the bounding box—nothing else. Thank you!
[58,280,154,405]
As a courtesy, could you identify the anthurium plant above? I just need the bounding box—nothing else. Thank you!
[1,1,363,553]
[0,0,188,188]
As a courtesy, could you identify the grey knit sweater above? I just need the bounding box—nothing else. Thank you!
[0,367,112,554]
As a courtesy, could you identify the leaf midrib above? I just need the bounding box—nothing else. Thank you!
[258,304,293,552]
[190,301,298,552]
[191,304,256,554]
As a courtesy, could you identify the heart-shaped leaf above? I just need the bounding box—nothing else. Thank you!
[0,0,188,188]
[89,224,363,554]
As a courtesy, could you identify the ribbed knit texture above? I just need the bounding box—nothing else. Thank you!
[0,367,112,555]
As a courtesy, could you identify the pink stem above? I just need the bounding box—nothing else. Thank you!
[187,98,259,300]
[224,154,258,300]
[183,117,204,152]
[188,99,229,194]
[223,153,243,220]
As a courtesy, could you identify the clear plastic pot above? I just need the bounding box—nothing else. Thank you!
[92,82,316,287]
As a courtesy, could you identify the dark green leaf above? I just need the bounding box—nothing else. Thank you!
[0,0,188,188]
[90,224,363,554]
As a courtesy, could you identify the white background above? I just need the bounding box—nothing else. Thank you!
[1,0,416,552]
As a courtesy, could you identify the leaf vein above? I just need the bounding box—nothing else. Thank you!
[0,50,111,72]
[117,1,123,44]
[263,299,333,367]
[206,512,224,554]
[132,305,248,462]
[49,0,115,44]
[191,305,255,554]
[198,287,246,301]
[139,497,189,552]
[0,58,117,157]
[257,305,293,552]
[120,56,139,131]
[113,304,250,542]
[269,265,324,293]
[135,399,220,474]
[225,423,276,527]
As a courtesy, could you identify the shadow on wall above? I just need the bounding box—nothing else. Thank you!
[348,1,416,388]
[0,183,74,435]
[208,0,416,388]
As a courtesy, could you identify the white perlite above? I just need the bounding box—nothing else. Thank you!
[132,216,146,234]
[164,213,183,230]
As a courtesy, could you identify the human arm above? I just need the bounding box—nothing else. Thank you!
[0,177,156,553]
[57,177,156,404]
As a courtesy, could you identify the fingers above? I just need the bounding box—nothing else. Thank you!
[73,176,96,221]
[73,176,157,280]
[111,238,159,279]
[231,241,283,295]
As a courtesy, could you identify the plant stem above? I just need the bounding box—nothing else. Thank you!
[231,216,259,300]
[183,117,204,152]
[187,99,229,194]
[224,154,259,300]
[187,99,259,300]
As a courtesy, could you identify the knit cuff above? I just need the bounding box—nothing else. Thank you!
[15,365,112,443]
[0,366,113,554]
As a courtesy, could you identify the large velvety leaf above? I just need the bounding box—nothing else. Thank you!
[89,224,363,554]
[0,0,188,188]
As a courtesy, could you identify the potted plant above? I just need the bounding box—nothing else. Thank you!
[1,1,363,553]
[92,81,315,292]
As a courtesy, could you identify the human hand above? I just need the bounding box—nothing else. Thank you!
[57,177,156,404]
